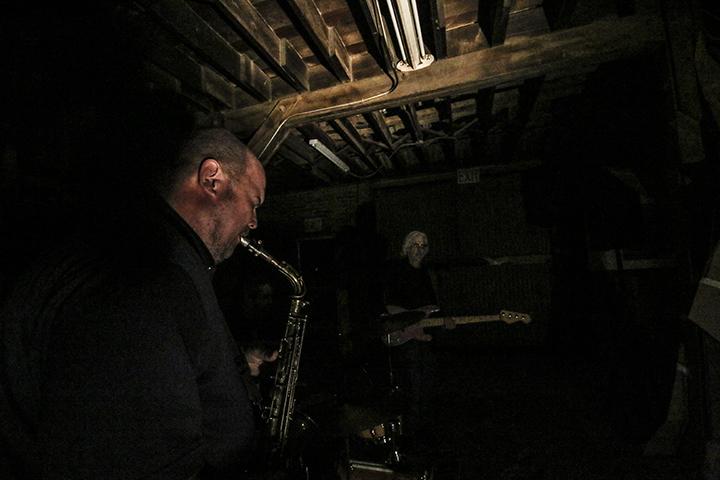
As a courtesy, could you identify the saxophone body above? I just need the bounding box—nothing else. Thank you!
[239,237,310,460]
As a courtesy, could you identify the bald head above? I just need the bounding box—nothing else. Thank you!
[161,128,252,199]
[164,127,266,263]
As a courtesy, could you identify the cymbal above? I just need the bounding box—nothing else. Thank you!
[320,402,399,436]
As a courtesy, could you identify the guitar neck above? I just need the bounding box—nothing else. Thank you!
[419,315,500,328]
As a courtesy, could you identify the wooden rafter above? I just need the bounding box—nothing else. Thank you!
[419,0,448,59]
[116,3,243,108]
[141,0,272,100]
[247,97,298,164]
[478,0,516,47]
[282,135,334,184]
[399,104,423,142]
[501,75,545,160]
[215,0,309,91]
[224,14,664,136]
[283,0,352,81]
[475,87,496,131]
[297,124,339,151]
[141,62,214,112]
[328,119,374,171]
[363,111,394,148]
[351,0,395,73]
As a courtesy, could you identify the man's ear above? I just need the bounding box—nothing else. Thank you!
[197,158,226,196]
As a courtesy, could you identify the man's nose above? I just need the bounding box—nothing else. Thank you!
[248,212,258,230]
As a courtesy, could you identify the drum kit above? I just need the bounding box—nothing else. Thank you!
[290,359,433,480]
[280,308,444,479]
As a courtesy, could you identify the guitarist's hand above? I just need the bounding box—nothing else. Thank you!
[405,324,433,342]
[443,317,456,330]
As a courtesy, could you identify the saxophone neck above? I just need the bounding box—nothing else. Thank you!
[239,237,306,298]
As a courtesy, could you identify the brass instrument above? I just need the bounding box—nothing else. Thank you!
[239,237,309,461]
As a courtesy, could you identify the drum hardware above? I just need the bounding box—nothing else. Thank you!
[357,415,402,465]
[344,459,432,480]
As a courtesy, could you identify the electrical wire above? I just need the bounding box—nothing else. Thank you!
[256,0,400,161]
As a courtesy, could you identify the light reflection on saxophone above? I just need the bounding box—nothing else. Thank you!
[239,237,309,464]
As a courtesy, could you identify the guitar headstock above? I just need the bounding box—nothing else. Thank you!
[499,310,532,324]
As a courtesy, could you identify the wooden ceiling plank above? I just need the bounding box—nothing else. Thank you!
[363,111,394,147]
[225,14,664,134]
[284,0,353,81]
[215,0,309,91]
[478,0,516,47]
[142,0,272,100]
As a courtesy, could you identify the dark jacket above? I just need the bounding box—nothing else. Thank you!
[1,199,255,479]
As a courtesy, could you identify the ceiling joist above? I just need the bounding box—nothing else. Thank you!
[224,14,664,137]
[363,111,395,148]
[141,0,272,100]
[478,0,516,46]
[215,0,309,91]
[328,118,374,172]
[421,0,448,59]
[283,0,353,81]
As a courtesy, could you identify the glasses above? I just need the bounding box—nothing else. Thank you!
[410,242,428,249]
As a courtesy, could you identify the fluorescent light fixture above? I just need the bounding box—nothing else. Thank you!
[378,0,434,71]
[309,139,350,173]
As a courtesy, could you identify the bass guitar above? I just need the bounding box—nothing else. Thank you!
[381,310,532,347]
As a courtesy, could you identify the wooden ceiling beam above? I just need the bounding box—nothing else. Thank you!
[281,136,335,184]
[297,124,339,151]
[247,97,298,164]
[501,75,545,160]
[363,111,394,147]
[475,87,496,130]
[328,119,374,171]
[141,62,214,112]
[115,3,246,108]
[352,0,395,72]
[399,104,423,142]
[283,0,353,81]
[224,14,664,136]
[278,146,333,185]
[420,0,448,59]
[215,0,309,91]
[141,0,272,100]
[478,0,516,47]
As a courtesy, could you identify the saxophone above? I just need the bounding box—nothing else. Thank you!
[239,237,309,461]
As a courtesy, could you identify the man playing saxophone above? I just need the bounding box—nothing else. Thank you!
[1,90,269,479]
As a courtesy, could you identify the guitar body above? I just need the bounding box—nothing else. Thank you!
[383,324,432,347]
[381,310,532,347]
